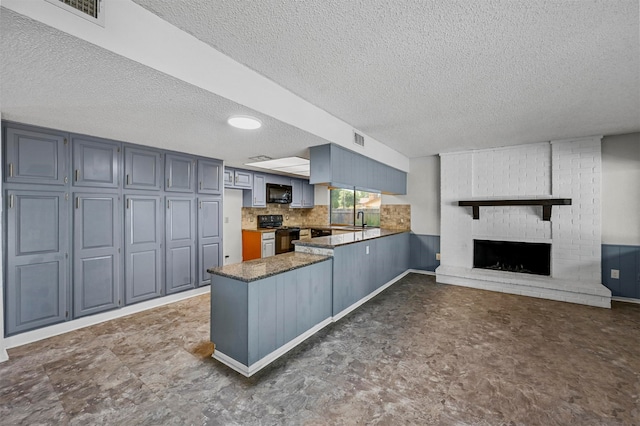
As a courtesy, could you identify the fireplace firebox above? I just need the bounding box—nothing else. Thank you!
[473,240,551,276]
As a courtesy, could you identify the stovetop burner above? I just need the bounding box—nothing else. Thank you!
[257,215,300,231]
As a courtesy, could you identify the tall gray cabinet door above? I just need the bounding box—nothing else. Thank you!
[165,153,195,193]
[5,190,69,335]
[124,195,162,304]
[124,146,161,190]
[4,126,68,186]
[197,159,223,194]
[198,197,222,286]
[72,136,120,188]
[165,197,196,294]
[73,193,121,318]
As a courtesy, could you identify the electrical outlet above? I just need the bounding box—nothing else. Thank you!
[250,217,254,222]
[611,269,620,279]
[400,218,404,223]
[285,215,289,220]
[224,217,229,224]
[366,245,369,255]
[436,253,441,261]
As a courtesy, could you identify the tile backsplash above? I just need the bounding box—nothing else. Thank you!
[381,205,411,230]
[242,204,411,230]
[242,205,329,229]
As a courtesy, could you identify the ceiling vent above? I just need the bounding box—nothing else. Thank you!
[45,0,105,26]
[353,132,365,147]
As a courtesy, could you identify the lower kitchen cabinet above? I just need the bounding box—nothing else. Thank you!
[124,195,163,304]
[242,230,275,261]
[73,192,122,318]
[198,197,222,286]
[5,190,70,335]
[165,196,196,294]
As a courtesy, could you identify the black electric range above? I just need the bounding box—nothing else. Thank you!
[257,215,300,254]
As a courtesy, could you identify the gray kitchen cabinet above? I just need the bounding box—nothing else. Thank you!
[72,136,120,188]
[5,190,69,335]
[291,179,314,208]
[198,159,223,195]
[243,173,266,207]
[165,196,196,294]
[262,232,275,258]
[309,143,407,194]
[165,153,195,193]
[73,192,121,317]
[290,179,303,207]
[302,180,314,207]
[224,168,252,189]
[4,125,68,186]
[124,146,162,190]
[124,195,163,304]
[198,197,222,286]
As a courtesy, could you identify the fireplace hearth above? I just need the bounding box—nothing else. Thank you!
[474,240,551,276]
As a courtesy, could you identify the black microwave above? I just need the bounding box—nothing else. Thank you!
[266,183,293,204]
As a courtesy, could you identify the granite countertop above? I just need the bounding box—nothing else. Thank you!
[207,252,331,282]
[294,228,408,249]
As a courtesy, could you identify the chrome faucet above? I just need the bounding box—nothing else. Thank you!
[356,211,366,228]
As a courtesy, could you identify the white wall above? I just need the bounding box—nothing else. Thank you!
[601,132,640,246]
[389,155,440,235]
[223,189,243,265]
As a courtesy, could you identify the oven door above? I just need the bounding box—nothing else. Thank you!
[275,229,291,254]
[275,229,300,254]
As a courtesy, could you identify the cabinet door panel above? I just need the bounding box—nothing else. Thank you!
[6,190,69,335]
[198,159,223,194]
[5,126,67,185]
[125,196,162,304]
[290,179,302,207]
[198,197,222,285]
[72,137,120,188]
[302,181,314,207]
[165,154,194,192]
[124,146,161,190]
[223,169,234,187]
[253,174,266,207]
[234,170,252,188]
[73,193,120,317]
[166,197,196,294]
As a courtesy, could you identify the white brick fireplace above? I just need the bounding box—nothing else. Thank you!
[436,137,611,308]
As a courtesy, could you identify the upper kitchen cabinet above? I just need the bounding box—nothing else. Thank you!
[309,143,407,195]
[165,153,195,193]
[4,124,68,186]
[124,146,162,191]
[72,136,121,188]
[291,179,314,208]
[198,159,223,194]
[224,168,252,189]
[243,173,266,207]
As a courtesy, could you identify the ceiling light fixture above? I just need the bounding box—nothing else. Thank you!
[227,115,262,130]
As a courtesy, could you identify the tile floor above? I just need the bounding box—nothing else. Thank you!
[1,274,639,425]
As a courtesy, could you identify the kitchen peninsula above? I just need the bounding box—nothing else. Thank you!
[208,228,409,376]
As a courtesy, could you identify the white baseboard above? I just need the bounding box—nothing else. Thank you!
[612,296,640,305]
[3,286,210,353]
[407,269,436,276]
[213,317,333,377]
[0,348,8,362]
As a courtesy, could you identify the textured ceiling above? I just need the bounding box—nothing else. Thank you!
[132,0,640,157]
[0,9,330,172]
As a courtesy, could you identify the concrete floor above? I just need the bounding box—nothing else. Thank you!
[1,273,638,425]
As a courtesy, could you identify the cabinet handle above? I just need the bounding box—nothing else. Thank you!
[75,169,80,182]
[167,200,171,209]
[8,163,13,177]
[199,201,202,209]
[64,176,68,184]
[75,197,79,209]
[126,198,130,209]
[9,194,14,209]
[167,178,171,188]
[126,174,131,185]
[199,181,202,190]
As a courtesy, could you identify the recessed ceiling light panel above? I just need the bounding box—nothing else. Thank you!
[246,156,310,177]
[227,115,262,130]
